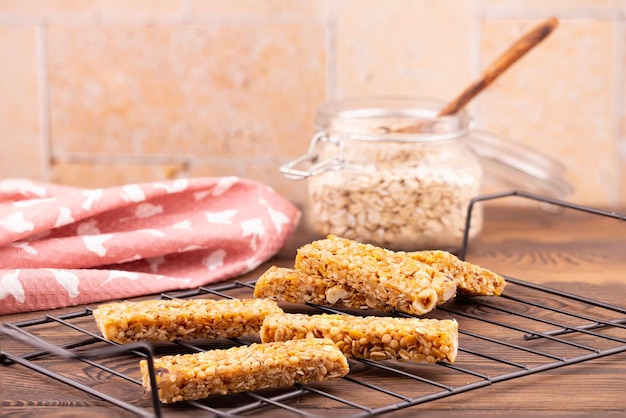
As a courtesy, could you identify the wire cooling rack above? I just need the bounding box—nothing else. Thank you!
[2,190,626,417]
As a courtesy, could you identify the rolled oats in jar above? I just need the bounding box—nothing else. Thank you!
[281,97,483,252]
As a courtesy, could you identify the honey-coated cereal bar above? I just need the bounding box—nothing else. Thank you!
[139,338,349,403]
[294,235,456,315]
[93,298,283,343]
[408,250,506,296]
[254,266,455,312]
[261,313,458,364]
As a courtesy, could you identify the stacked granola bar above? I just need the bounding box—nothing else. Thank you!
[255,235,505,315]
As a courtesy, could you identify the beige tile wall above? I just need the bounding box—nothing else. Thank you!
[1,0,625,211]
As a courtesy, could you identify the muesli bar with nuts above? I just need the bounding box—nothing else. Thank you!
[294,235,456,315]
[139,338,350,403]
[408,250,506,296]
[254,265,455,312]
[254,266,389,310]
[93,298,283,343]
[261,313,458,364]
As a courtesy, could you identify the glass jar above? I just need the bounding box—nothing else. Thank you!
[281,97,483,252]
[281,96,573,252]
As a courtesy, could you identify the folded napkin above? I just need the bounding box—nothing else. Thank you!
[0,177,300,314]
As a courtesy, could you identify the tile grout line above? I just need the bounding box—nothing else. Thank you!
[37,22,52,182]
[0,14,330,26]
[326,0,337,101]
[612,14,625,207]
[49,152,291,166]
[473,0,486,126]
[482,6,625,21]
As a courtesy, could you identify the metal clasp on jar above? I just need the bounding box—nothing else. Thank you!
[280,132,345,180]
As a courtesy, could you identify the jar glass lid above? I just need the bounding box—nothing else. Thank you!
[468,130,573,199]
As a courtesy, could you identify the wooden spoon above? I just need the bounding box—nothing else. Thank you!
[392,17,559,133]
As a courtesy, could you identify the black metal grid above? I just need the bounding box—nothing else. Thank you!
[2,190,626,417]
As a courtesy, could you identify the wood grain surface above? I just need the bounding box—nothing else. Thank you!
[1,203,625,417]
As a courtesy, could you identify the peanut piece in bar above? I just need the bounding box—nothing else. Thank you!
[294,235,456,315]
[261,313,458,364]
[139,338,350,403]
[93,298,283,343]
[408,250,506,296]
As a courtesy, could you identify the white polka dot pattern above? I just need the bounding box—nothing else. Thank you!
[0,177,300,314]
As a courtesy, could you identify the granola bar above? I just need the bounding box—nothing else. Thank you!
[294,235,456,315]
[93,298,283,343]
[408,250,506,296]
[139,338,349,403]
[254,266,386,310]
[261,313,458,364]
[254,266,456,312]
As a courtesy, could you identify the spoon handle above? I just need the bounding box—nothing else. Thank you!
[437,17,559,117]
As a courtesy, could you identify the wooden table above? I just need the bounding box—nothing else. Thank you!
[2,201,625,417]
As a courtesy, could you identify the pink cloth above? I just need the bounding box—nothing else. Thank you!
[0,177,300,314]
